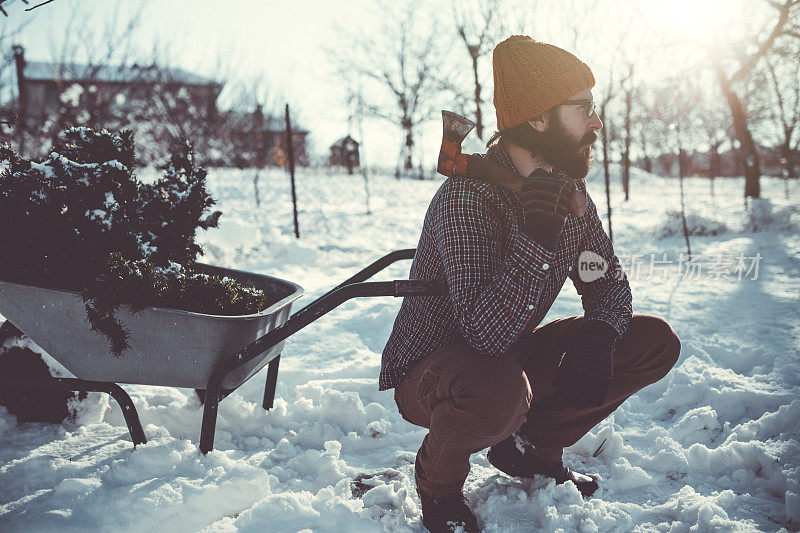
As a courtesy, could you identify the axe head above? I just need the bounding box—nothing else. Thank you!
[437,110,476,178]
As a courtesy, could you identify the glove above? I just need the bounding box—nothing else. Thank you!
[552,319,619,409]
[520,168,576,250]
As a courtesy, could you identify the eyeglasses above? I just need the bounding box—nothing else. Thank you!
[559,99,597,117]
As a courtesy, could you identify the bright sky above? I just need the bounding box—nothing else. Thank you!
[3,0,760,167]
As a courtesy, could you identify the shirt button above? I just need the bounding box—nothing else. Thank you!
[527,304,535,310]
[542,263,550,270]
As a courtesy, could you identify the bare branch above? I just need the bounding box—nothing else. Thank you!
[730,0,798,83]
[25,0,54,12]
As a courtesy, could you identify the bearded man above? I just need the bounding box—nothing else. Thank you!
[379,35,681,533]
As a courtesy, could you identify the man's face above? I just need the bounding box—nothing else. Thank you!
[520,89,603,179]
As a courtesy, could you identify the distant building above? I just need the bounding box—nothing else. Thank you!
[329,135,360,174]
[13,45,221,126]
[220,105,309,168]
[10,46,309,167]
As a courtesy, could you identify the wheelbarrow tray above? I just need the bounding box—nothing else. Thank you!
[0,263,304,390]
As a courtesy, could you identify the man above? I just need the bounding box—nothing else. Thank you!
[380,35,681,532]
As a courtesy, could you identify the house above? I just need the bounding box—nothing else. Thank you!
[10,45,309,167]
[12,45,221,127]
[329,135,360,173]
[218,104,309,168]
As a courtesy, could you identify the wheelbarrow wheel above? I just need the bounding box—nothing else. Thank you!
[0,331,85,424]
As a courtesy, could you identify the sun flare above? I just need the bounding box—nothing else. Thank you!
[641,0,743,44]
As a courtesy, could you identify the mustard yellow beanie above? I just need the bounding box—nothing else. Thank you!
[493,35,595,130]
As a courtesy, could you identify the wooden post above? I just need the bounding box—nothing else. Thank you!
[285,103,299,239]
[12,45,26,155]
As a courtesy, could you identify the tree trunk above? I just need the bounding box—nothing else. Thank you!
[640,128,652,174]
[678,144,692,258]
[709,143,721,178]
[253,171,261,208]
[709,142,720,202]
[471,54,483,141]
[780,138,794,199]
[623,91,632,201]
[780,136,797,179]
[601,115,613,243]
[403,122,414,171]
[713,64,760,199]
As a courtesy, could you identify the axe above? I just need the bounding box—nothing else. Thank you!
[437,110,587,218]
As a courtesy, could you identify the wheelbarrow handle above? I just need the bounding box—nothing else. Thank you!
[394,279,445,296]
[199,249,447,454]
[296,248,417,314]
[209,278,447,386]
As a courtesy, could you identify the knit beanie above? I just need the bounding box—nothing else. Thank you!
[493,35,595,131]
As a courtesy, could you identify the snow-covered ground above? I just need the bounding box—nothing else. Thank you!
[1,164,799,532]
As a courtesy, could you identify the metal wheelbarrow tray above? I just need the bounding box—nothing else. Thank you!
[0,249,445,453]
[0,263,303,390]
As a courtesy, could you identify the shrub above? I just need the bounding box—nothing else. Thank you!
[743,198,800,233]
[0,127,270,356]
[657,211,729,238]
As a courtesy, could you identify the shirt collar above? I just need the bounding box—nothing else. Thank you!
[485,140,519,174]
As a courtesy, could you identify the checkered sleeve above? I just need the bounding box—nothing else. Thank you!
[433,178,556,356]
[569,191,633,336]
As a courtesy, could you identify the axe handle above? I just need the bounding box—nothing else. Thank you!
[456,153,587,218]
[460,154,523,194]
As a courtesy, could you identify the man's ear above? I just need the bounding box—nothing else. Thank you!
[527,112,549,133]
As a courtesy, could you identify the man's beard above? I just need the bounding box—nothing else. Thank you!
[515,116,598,179]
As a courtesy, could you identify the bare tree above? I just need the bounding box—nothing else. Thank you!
[657,79,702,256]
[707,0,800,200]
[329,1,447,176]
[597,72,616,243]
[0,15,33,143]
[695,96,732,201]
[763,49,800,197]
[450,0,511,140]
[221,74,284,205]
[345,82,372,214]
[18,1,151,155]
[619,62,638,201]
[628,86,656,175]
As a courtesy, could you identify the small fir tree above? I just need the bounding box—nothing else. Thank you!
[0,127,269,356]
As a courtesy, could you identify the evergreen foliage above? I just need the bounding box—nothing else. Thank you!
[0,127,270,356]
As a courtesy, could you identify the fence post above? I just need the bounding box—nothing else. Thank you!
[285,103,299,239]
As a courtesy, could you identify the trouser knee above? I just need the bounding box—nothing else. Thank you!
[457,356,532,438]
[634,315,681,380]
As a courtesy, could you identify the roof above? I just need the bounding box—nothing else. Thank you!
[23,61,219,86]
[224,109,309,133]
[331,135,359,148]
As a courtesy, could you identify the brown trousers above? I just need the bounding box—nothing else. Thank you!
[394,314,681,497]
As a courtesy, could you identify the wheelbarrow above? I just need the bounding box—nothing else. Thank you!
[0,249,444,453]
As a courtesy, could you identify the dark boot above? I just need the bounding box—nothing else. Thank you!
[417,487,480,533]
[487,434,599,497]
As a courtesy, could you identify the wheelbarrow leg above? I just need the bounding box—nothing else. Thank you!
[105,382,147,446]
[0,378,146,447]
[262,354,281,410]
[199,385,221,454]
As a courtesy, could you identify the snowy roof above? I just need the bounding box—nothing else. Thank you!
[23,61,219,86]
[331,135,359,148]
[223,109,308,133]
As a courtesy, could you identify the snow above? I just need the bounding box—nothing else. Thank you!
[1,165,799,532]
[59,83,83,107]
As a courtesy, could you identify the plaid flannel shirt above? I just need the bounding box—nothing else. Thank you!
[378,142,632,391]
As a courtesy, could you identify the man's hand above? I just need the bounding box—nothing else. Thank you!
[552,319,619,409]
[520,169,576,250]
